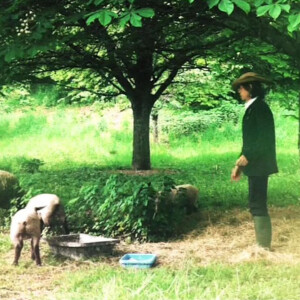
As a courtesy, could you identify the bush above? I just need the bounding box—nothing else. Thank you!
[1,157,44,174]
[160,102,243,137]
[0,170,24,210]
[67,174,187,241]
[19,158,44,173]
[1,187,42,228]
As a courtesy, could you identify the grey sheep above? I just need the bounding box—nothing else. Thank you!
[155,184,199,214]
[10,207,43,265]
[26,194,69,234]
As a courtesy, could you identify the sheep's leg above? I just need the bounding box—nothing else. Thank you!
[40,220,44,235]
[32,237,41,266]
[13,239,23,266]
[31,239,36,260]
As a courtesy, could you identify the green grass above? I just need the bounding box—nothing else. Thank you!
[0,106,299,299]
[0,106,298,209]
[1,232,299,300]
[53,263,300,300]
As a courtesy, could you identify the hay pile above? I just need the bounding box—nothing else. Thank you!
[117,207,300,267]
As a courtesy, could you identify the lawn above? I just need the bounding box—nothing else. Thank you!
[0,105,299,299]
[1,206,300,300]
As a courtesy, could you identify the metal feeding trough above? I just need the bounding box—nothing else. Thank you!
[45,234,119,260]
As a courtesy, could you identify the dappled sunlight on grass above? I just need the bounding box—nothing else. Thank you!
[0,106,298,170]
[0,106,298,209]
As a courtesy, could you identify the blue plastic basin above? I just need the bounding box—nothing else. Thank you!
[119,253,157,269]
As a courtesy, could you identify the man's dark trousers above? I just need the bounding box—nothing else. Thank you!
[248,176,269,216]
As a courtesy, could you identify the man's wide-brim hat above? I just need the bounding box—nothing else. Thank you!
[232,72,271,90]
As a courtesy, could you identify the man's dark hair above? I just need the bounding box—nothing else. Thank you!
[239,81,266,99]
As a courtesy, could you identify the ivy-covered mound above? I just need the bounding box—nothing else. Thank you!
[67,174,191,242]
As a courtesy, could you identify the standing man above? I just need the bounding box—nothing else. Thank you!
[231,72,278,250]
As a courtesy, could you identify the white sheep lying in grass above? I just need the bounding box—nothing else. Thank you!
[155,184,199,214]
[10,207,43,265]
[26,194,69,234]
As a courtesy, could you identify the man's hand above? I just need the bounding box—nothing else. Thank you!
[236,155,248,167]
[231,166,242,181]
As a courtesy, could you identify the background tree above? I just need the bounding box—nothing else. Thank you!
[215,0,300,156]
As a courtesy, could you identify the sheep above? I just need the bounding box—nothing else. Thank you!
[155,184,199,214]
[0,170,22,209]
[26,194,69,234]
[10,207,43,265]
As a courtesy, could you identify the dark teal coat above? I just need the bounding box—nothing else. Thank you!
[241,99,278,176]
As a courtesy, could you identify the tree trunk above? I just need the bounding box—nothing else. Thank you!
[298,90,300,159]
[132,101,153,170]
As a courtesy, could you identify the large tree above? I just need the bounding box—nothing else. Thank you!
[1,0,299,168]
[0,0,245,169]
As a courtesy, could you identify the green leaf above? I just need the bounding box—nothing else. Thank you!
[280,4,290,13]
[86,10,116,26]
[218,0,234,15]
[188,0,195,3]
[4,46,24,62]
[32,31,43,40]
[256,5,271,17]
[107,11,118,18]
[288,14,300,31]
[67,197,80,206]
[94,0,104,5]
[86,12,101,25]
[120,12,130,27]
[128,0,135,3]
[135,8,155,18]
[4,50,15,62]
[232,0,251,14]
[287,24,295,32]
[207,0,220,9]
[269,4,281,20]
[254,0,264,7]
[130,13,142,27]
[289,14,300,27]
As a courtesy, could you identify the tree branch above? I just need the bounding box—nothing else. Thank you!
[154,65,183,101]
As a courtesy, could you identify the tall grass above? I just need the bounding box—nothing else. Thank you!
[51,263,300,300]
[0,105,298,208]
[0,229,299,300]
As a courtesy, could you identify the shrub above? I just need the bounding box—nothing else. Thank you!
[2,157,45,174]
[67,174,187,241]
[0,170,24,210]
[4,187,42,228]
[160,102,243,137]
[20,158,44,173]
